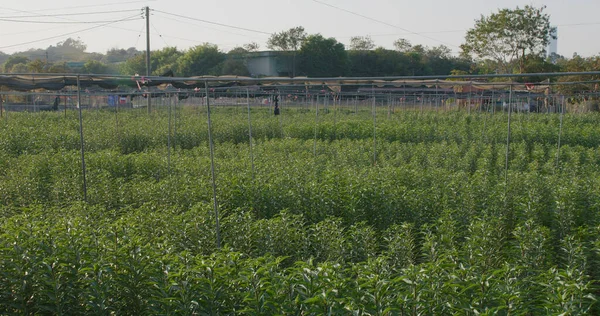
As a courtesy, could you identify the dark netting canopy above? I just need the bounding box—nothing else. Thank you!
[0,74,553,93]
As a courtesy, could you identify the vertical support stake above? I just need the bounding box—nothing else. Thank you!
[205,80,221,249]
[76,76,88,202]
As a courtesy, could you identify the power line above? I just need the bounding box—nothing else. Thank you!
[334,21,600,40]
[0,9,140,19]
[151,21,170,47]
[133,23,146,50]
[310,0,458,48]
[152,9,272,35]
[0,5,146,45]
[335,29,466,39]
[0,17,140,24]
[0,25,69,36]
[155,13,268,40]
[0,1,156,13]
[0,14,141,50]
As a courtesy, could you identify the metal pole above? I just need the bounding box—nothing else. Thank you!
[167,93,172,174]
[491,89,495,115]
[305,87,309,111]
[390,92,394,114]
[435,81,439,109]
[372,84,377,165]
[145,6,151,114]
[314,93,319,157]
[0,93,3,118]
[246,89,255,179]
[333,93,337,140]
[556,95,565,169]
[504,83,513,189]
[278,90,283,138]
[468,82,472,115]
[76,76,87,202]
[205,81,221,249]
[115,94,120,146]
[174,93,178,150]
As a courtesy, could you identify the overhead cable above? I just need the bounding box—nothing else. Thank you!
[311,0,458,48]
[152,9,272,35]
[0,14,141,49]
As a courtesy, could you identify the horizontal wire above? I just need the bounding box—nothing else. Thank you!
[0,9,140,19]
[0,14,141,50]
[0,17,141,24]
[152,9,272,35]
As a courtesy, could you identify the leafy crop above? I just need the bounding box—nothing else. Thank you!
[1,106,599,314]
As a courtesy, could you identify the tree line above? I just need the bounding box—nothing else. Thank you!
[0,5,598,83]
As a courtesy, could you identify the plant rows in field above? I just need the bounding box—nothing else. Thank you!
[1,109,600,156]
[1,203,599,314]
[1,108,600,314]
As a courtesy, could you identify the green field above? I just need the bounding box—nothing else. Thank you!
[1,106,599,314]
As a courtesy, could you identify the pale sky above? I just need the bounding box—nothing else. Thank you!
[0,0,599,58]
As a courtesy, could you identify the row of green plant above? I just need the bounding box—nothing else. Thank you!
[1,139,599,229]
[1,108,600,156]
[1,203,598,315]
[1,109,600,314]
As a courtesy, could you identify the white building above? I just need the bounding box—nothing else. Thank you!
[547,27,558,58]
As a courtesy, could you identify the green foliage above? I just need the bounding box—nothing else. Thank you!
[298,34,348,77]
[462,5,554,74]
[175,43,225,77]
[3,55,30,72]
[151,46,183,75]
[221,48,250,76]
[1,108,600,314]
[119,47,183,76]
[267,26,307,52]
[81,60,110,74]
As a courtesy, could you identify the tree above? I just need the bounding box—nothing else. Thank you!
[298,34,348,77]
[47,37,88,62]
[3,56,30,72]
[119,54,146,75]
[222,47,250,76]
[119,47,183,76]
[267,26,307,52]
[461,5,554,74]
[267,26,307,77]
[393,38,412,53]
[243,42,260,52]
[81,60,109,74]
[152,47,183,75]
[0,52,9,66]
[103,47,140,63]
[9,63,28,74]
[175,43,225,77]
[27,59,45,73]
[349,36,375,51]
[556,54,600,99]
[56,38,87,52]
[348,47,411,77]
[423,45,466,75]
[47,62,71,73]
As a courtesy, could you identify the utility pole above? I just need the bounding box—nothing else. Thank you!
[145,6,151,113]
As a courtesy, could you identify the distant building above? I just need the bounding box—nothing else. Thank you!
[547,27,558,58]
[245,51,293,77]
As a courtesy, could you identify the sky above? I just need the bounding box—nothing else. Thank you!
[1,0,599,58]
